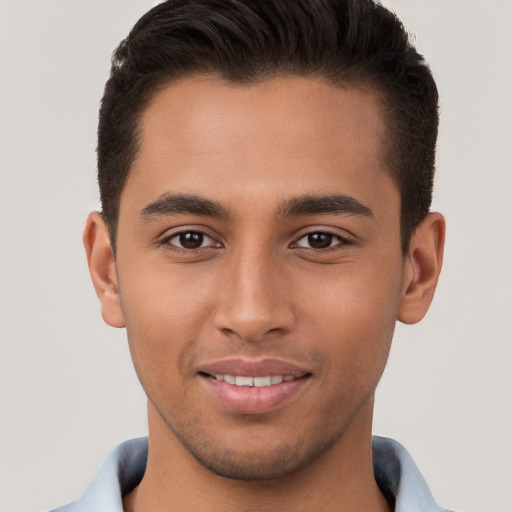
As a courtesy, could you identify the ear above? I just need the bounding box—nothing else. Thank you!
[398,212,446,324]
[83,212,125,328]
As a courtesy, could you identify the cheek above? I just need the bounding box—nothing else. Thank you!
[118,266,217,389]
[119,258,217,331]
[301,257,403,382]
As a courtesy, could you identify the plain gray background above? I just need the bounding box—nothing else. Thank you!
[1,1,511,511]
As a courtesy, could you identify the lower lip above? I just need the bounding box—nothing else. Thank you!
[200,375,310,414]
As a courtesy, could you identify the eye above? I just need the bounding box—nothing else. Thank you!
[165,230,220,250]
[295,232,350,250]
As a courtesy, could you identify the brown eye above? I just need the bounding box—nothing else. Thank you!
[307,233,333,249]
[295,231,350,250]
[179,232,204,249]
[166,230,219,250]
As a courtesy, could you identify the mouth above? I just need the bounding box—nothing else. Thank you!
[200,372,305,387]
[197,359,312,414]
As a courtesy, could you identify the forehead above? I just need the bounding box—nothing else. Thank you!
[122,75,395,215]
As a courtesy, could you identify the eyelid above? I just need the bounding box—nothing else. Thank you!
[291,229,353,250]
[156,225,353,252]
[160,227,222,250]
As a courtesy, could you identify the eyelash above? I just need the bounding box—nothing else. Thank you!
[160,229,352,253]
[292,231,352,251]
[160,229,220,252]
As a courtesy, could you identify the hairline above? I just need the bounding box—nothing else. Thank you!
[104,71,414,255]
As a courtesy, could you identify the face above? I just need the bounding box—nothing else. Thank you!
[112,76,407,479]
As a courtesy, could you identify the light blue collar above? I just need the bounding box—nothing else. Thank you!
[52,436,452,511]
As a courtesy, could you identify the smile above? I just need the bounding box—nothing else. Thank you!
[210,374,297,387]
[200,370,310,414]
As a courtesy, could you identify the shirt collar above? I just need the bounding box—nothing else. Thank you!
[372,436,451,512]
[53,436,451,512]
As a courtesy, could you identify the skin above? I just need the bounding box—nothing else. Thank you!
[84,75,445,512]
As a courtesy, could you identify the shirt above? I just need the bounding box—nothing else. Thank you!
[51,436,453,511]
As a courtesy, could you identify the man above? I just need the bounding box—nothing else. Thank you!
[53,0,448,510]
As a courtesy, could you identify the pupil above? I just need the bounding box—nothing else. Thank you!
[179,232,203,249]
[308,233,332,249]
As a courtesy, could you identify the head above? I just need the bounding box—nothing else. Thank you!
[98,0,439,255]
[85,0,445,485]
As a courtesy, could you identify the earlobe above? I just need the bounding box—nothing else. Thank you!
[83,212,125,328]
[397,212,445,325]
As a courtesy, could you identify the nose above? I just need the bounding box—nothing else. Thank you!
[213,248,296,342]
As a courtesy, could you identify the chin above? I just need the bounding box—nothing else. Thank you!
[167,418,344,481]
[186,444,316,481]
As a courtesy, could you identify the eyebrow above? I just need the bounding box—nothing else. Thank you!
[139,193,229,220]
[139,192,373,221]
[277,194,374,218]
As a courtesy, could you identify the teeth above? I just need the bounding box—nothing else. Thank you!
[213,374,295,387]
[235,376,253,387]
[254,376,271,387]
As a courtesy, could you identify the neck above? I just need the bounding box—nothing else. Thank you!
[123,401,391,512]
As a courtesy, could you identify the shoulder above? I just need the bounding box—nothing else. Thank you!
[372,436,455,512]
[50,438,148,512]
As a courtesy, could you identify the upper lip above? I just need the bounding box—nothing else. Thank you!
[198,358,311,378]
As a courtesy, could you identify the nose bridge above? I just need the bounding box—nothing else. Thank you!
[214,241,294,341]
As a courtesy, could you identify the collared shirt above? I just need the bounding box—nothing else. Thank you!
[51,436,453,511]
